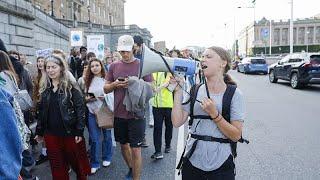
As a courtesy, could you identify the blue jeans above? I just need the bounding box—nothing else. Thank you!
[88,113,113,168]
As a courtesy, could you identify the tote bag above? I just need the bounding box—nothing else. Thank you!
[95,100,114,129]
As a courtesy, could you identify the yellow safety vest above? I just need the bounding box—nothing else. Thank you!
[151,72,173,108]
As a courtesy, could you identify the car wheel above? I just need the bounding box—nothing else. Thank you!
[237,67,240,72]
[290,73,302,89]
[269,70,278,83]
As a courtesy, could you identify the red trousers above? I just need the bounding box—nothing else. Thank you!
[44,134,90,180]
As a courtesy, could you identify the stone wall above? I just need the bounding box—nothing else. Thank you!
[0,0,70,63]
[0,0,152,63]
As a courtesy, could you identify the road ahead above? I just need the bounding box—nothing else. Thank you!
[34,70,320,180]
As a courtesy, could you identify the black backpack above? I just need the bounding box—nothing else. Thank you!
[182,83,249,157]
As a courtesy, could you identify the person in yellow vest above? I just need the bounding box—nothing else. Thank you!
[151,72,173,159]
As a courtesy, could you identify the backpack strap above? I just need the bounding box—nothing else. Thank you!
[222,84,237,157]
[181,83,203,126]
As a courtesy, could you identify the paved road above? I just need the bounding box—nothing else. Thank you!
[33,70,320,180]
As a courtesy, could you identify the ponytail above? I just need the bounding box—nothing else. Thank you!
[224,73,237,86]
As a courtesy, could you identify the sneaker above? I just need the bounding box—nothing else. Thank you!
[102,161,111,167]
[151,152,164,159]
[91,167,99,174]
[20,168,39,180]
[164,146,171,153]
[141,137,149,148]
[36,154,48,165]
[125,168,133,180]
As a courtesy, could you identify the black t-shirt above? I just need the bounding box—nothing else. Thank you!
[47,89,70,136]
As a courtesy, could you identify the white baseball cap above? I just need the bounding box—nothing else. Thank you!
[117,35,134,52]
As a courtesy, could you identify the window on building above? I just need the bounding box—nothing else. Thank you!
[282,28,288,45]
[316,26,320,43]
[274,28,280,45]
[293,28,297,44]
[93,4,95,13]
[298,27,305,44]
[307,27,314,44]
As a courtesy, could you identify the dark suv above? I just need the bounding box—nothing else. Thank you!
[268,53,320,89]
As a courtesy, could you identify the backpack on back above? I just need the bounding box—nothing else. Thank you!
[182,83,249,157]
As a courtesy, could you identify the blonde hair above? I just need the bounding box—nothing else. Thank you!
[40,55,73,101]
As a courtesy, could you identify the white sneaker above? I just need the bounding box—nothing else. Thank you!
[102,161,111,167]
[91,167,99,174]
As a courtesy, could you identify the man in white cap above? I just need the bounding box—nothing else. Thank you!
[104,35,153,180]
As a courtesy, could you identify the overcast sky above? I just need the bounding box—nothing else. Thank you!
[125,0,319,50]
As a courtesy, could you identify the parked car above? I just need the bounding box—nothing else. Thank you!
[237,57,268,74]
[268,53,320,89]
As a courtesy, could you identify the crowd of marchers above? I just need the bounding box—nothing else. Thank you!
[0,34,246,180]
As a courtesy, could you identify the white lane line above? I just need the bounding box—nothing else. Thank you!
[175,123,185,180]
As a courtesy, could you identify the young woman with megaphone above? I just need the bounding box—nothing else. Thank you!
[170,46,246,180]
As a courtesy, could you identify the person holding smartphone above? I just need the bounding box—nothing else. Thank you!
[104,35,153,180]
[85,58,113,174]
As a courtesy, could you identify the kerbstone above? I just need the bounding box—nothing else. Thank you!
[16,27,33,38]
[6,0,16,6]
[17,45,35,56]
[9,15,33,29]
[5,44,16,51]
[4,24,16,35]
[0,12,9,24]
[0,23,5,33]
[10,35,34,47]
[0,33,10,44]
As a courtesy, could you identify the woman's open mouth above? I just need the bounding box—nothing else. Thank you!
[201,64,208,69]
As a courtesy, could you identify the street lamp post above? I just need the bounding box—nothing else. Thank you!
[306,31,310,53]
[238,4,255,56]
[289,0,293,53]
[87,5,91,28]
[50,0,54,17]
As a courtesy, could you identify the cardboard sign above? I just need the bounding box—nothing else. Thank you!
[35,48,53,58]
[87,35,105,60]
[70,30,83,47]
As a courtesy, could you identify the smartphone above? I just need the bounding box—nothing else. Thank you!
[87,92,95,98]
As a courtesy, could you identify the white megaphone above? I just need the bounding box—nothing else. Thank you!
[138,44,200,78]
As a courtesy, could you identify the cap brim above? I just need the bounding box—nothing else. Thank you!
[117,46,132,52]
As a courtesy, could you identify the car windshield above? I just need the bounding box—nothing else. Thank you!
[251,59,266,64]
[310,55,320,64]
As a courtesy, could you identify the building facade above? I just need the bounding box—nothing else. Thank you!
[237,16,320,57]
[32,0,125,26]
